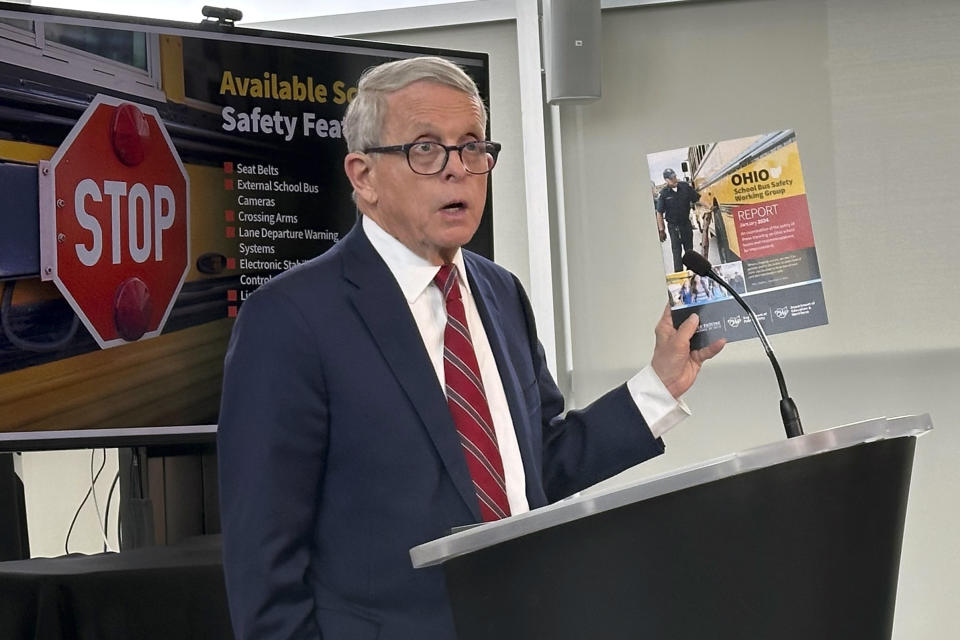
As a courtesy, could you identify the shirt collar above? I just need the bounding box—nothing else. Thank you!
[363,215,470,303]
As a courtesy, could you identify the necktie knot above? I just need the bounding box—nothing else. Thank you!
[434,263,460,302]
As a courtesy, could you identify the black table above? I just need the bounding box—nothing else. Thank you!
[0,535,232,640]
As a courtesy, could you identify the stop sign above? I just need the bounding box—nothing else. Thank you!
[40,94,190,349]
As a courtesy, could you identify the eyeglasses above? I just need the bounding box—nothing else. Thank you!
[363,140,501,175]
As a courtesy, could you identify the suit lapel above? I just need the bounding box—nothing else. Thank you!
[341,224,481,521]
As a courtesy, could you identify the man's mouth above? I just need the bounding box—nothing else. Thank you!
[440,201,466,211]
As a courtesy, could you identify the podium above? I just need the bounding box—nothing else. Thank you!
[410,415,931,640]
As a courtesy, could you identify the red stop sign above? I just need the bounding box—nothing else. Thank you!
[41,94,190,349]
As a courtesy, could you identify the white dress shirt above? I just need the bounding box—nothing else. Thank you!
[362,215,688,516]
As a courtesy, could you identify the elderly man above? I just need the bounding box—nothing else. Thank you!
[218,56,724,640]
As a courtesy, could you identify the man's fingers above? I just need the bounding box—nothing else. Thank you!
[658,303,672,324]
[655,304,673,338]
[676,312,700,342]
[693,338,726,364]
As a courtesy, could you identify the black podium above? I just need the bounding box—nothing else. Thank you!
[410,415,931,640]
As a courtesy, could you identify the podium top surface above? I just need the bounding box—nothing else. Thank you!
[410,414,932,568]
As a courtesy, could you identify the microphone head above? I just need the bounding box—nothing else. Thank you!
[681,251,713,276]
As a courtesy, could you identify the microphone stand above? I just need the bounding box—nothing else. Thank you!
[682,249,804,439]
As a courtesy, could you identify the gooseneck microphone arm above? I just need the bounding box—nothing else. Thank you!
[681,251,803,439]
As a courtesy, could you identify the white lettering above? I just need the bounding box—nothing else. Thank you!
[74,179,103,267]
[153,185,175,260]
[128,183,151,263]
[103,180,127,264]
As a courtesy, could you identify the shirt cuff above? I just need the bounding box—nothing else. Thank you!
[626,365,691,439]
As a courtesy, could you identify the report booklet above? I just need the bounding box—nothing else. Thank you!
[647,129,828,347]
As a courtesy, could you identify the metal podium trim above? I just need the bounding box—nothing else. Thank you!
[410,414,932,568]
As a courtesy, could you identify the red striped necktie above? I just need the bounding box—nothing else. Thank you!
[434,263,511,522]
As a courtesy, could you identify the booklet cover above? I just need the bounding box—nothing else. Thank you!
[647,129,828,348]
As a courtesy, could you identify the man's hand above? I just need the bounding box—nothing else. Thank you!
[658,227,667,243]
[651,304,725,398]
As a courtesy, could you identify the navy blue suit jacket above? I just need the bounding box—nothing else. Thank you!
[218,220,664,639]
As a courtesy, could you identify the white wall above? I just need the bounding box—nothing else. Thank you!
[559,1,959,638]
[21,449,120,557]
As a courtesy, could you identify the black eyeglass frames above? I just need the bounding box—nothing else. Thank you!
[362,140,501,175]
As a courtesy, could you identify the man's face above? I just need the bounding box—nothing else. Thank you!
[361,80,488,265]
[666,176,679,188]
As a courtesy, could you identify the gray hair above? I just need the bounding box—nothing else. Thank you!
[343,56,486,153]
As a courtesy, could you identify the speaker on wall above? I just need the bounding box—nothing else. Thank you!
[543,0,602,104]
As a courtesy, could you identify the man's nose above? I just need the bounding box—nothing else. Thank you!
[441,149,468,179]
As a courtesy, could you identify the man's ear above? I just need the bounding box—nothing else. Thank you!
[344,152,377,206]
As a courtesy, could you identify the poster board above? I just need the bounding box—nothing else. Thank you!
[0,2,492,447]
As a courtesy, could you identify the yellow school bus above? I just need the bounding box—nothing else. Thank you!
[686,130,805,263]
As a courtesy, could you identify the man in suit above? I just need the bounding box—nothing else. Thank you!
[218,56,724,640]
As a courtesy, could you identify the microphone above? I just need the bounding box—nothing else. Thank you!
[681,251,803,439]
